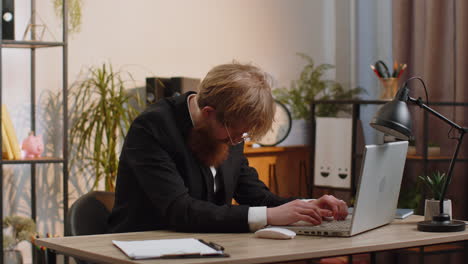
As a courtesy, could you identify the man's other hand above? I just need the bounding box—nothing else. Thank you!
[309,195,348,220]
[266,200,333,226]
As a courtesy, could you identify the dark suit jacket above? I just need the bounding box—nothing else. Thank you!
[108,92,293,233]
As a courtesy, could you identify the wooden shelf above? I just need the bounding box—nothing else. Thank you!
[406,155,468,161]
[354,153,468,162]
[243,144,307,154]
[1,40,65,48]
[0,157,64,164]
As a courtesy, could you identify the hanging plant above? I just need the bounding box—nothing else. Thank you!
[53,0,83,34]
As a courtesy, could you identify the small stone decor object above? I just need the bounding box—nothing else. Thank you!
[21,132,44,158]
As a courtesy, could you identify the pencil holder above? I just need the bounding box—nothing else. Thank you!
[379,78,399,99]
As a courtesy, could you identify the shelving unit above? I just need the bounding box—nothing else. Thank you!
[0,0,68,263]
[309,99,468,198]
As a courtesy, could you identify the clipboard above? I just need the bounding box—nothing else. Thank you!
[112,238,229,260]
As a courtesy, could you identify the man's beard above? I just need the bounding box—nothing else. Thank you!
[188,120,229,167]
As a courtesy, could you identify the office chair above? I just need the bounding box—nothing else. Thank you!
[65,191,115,264]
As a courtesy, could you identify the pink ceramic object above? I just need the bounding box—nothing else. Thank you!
[21,133,44,158]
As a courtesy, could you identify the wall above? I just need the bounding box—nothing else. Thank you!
[70,0,336,89]
[355,0,393,144]
[3,0,343,262]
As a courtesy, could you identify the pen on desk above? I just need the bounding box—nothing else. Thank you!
[209,241,224,251]
[198,239,224,251]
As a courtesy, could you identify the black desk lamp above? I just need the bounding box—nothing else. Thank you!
[370,77,467,232]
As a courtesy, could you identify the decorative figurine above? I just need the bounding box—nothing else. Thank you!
[21,132,44,158]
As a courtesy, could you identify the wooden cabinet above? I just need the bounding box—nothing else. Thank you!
[244,145,310,198]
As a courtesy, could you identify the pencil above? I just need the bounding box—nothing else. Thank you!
[397,64,407,78]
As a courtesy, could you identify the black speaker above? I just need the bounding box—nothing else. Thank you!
[145,77,170,105]
[145,77,200,105]
[170,77,200,96]
[2,0,14,40]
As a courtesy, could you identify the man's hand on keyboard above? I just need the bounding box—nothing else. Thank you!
[308,195,348,221]
[266,199,333,226]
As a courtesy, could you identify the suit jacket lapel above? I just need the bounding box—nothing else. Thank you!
[167,92,215,200]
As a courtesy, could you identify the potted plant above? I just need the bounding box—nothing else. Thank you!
[69,63,143,192]
[273,53,364,120]
[273,53,364,146]
[418,171,451,220]
[3,215,37,264]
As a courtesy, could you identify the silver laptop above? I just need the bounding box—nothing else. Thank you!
[277,141,408,237]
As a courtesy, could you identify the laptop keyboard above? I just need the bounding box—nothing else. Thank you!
[292,217,352,231]
[317,219,351,230]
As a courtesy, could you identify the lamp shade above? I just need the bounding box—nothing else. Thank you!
[370,99,413,140]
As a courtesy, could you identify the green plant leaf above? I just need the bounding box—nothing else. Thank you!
[53,0,83,34]
[418,171,446,200]
[272,53,364,119]
[67,63,144,191]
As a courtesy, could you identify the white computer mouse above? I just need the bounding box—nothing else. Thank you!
[254,227,296,239]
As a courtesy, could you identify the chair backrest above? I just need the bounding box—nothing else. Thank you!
[66,191,115,236]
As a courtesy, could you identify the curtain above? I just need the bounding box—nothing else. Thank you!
[393,0,468,219]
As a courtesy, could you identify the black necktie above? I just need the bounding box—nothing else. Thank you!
[213,168,225,205]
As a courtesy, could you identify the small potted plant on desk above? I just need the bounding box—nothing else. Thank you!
[418,171,451,221]
[3,215,36,264]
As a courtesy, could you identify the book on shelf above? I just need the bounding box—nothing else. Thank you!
[1,105,21,160]
[1,122,14,160]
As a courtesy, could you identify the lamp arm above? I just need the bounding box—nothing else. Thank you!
[408,97,465,131]
[439,131,465,214]
[408,96,468,215]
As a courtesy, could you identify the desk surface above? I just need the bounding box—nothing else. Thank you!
[37,216,468,264]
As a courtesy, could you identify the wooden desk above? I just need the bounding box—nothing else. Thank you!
[36,216,468,264]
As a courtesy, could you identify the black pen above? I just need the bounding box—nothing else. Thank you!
[198,239,224,251]
[209,241,224,251]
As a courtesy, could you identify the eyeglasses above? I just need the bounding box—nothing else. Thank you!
[224,123,249,145]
